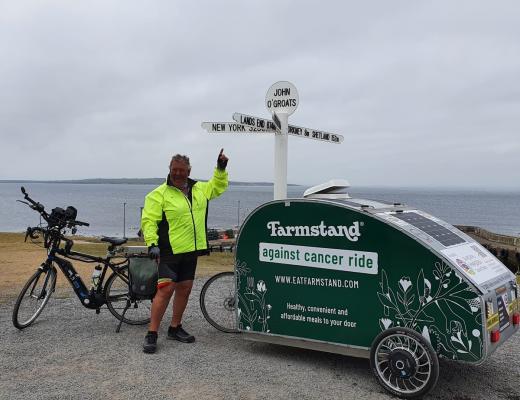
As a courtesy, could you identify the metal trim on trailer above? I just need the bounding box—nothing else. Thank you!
[243,331,370,359]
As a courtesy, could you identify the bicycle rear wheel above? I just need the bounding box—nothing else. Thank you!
[200,271,238,333]
[12,265,57,329]
[104,265,151,325]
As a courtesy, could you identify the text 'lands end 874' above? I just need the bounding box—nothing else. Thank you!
[231,113,344,144]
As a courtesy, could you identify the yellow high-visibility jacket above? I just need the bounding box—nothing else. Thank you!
[141,168,228,255]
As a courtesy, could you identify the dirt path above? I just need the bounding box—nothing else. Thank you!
[1,281,520,400]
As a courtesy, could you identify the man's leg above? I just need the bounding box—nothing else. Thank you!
[149,283,175,331]
[167,253,197,343]
[143,283,175,353]
[170,280,193,327]
[167,280,195,343]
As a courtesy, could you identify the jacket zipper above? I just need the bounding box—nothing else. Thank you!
[183,194,197,250]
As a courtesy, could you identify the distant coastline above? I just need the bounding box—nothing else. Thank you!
[0,178,299,186]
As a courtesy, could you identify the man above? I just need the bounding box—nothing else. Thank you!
[141,149,229,353]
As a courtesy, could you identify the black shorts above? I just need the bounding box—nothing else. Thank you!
[157,252,198,287]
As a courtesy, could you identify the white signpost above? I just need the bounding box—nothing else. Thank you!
[265,81,297,199]
[201,81,343,200]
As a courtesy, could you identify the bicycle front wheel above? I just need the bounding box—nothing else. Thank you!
[200,271,239,333]
[12,266,57,329]
[104,265,151,325]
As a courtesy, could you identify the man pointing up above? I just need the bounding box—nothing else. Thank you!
[141,149,229,353]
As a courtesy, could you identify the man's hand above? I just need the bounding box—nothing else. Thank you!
[148,245,160,261]
[217,148,228,170]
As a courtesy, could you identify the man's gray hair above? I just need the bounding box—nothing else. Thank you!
[170,154,191,168]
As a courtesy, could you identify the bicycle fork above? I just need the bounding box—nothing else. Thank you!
[31,262,56,299]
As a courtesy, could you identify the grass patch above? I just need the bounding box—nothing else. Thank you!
[0,232,234,300]
[196,252,234,276]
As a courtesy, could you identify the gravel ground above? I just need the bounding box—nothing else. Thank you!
[1,279,519,400]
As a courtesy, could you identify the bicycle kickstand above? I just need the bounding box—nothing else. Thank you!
[116,299,131,333]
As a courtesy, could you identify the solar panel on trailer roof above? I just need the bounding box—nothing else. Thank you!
[393,212,466,247]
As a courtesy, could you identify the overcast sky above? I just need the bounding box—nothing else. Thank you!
[1,1,519,189]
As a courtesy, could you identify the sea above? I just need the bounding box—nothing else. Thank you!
[0,182,519,238]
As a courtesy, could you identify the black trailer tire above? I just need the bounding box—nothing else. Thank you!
[370,327,439,398]
[12,266,57,329]
[200,271,239,333]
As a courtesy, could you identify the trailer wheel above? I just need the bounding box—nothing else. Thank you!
[370,327,439,398]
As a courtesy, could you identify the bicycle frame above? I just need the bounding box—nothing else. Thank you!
[47,245,128,310]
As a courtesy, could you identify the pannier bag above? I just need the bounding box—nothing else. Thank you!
[128,257,158,300]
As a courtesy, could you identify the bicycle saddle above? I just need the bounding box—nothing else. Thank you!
[100,237,128,246]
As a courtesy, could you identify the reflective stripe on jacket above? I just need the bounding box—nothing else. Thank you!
[141,168,228,254]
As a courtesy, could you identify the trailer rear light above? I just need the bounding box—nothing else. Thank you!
[513,313,520,326]
[490,330,500,343]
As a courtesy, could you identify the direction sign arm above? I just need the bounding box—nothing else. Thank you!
[201,121,273,134]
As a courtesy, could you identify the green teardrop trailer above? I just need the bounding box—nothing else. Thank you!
[200,181,519,398]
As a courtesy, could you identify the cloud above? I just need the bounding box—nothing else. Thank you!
[0,0,519,188]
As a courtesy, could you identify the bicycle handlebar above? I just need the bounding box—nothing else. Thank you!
[25,226,75,253]
[74,220,90,227]
[19,186,90,228]
[21,186,46,214]
[24,226,43,242]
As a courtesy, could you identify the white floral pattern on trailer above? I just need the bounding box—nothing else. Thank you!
[377,261,483,361]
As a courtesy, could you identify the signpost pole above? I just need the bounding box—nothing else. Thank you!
[274,112,288,200]
[205,81,342,200]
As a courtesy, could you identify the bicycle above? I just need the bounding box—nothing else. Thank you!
[12,186,151,331]
[199,271,239,333]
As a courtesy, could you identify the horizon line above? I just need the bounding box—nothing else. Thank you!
[0,178,518,191]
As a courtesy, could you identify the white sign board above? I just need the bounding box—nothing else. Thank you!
[232,113,278,131]
[233,113,344,144]
[287,122,343,144]
[201,122,270,133]
[265,81,299,116]
[440,242,512,286]
[259,242,378,275]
